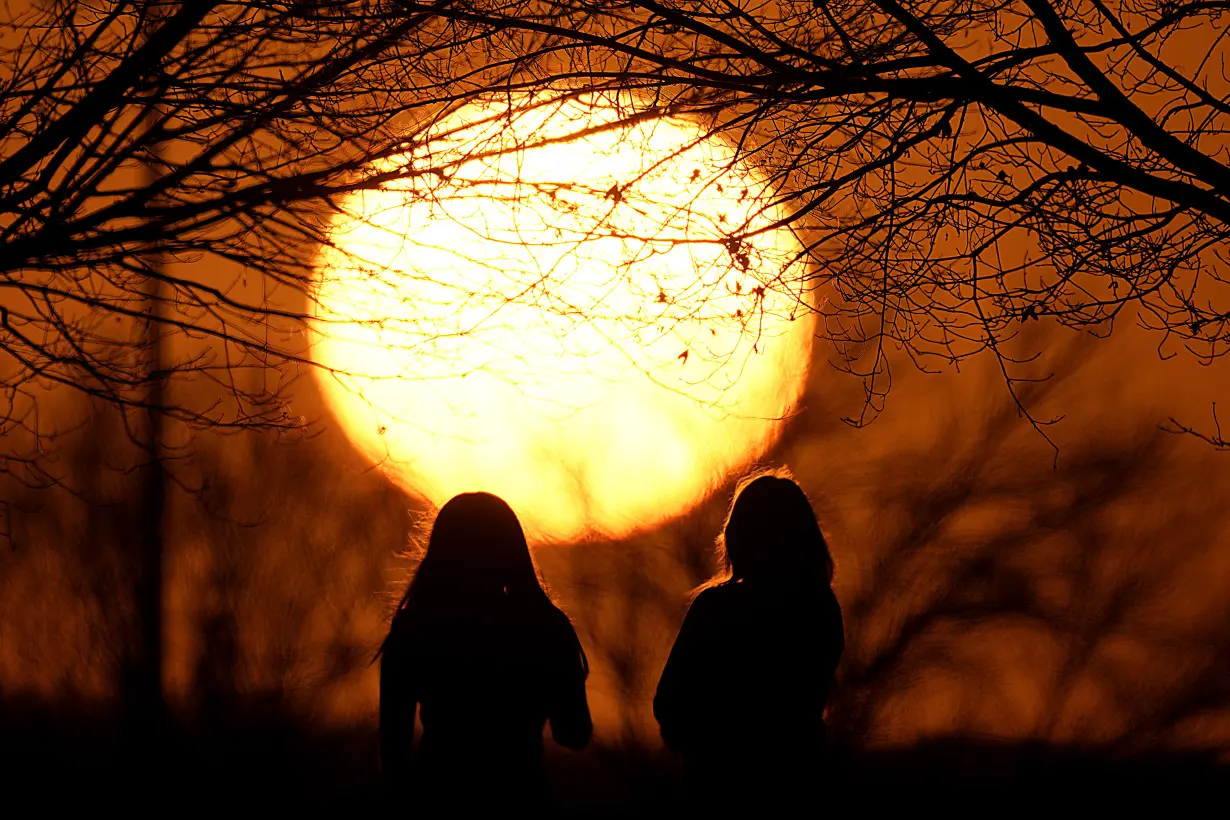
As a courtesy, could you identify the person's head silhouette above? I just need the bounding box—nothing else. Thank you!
[408,491,547,604]
[378,492,556,661]
[717,470,834,586]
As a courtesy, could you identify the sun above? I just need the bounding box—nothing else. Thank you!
[311,93,815,543]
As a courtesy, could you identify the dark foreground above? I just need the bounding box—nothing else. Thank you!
[2,695,1224,814]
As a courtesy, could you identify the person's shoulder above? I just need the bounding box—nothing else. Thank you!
[822,583,843,615]
[689,583,737,615]
[816,584,844,636]
[547,601,576,625]
[536,603,586,663]
[379,610,421,665]
[539,601,581,639]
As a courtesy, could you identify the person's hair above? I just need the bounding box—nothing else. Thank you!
[699,467,834,593]
[376,492,584,672]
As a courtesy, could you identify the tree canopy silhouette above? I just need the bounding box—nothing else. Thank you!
[6,0,1230,465]
[379,0,1230,445]
[0,0,474,469]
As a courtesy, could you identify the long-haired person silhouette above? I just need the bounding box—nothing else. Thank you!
[654,469,845,811]
[377,492,592,811]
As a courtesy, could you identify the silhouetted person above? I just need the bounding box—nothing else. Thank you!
[377,492,592,813]
[654,471,844,812]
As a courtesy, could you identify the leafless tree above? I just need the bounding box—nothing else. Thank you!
[13,2,1230,459]
[0,0,492,739]
[368,0,1230,447]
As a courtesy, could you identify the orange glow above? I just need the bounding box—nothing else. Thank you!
[311,94,815,543]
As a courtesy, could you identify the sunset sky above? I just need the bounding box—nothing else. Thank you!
[1,0,1228,806]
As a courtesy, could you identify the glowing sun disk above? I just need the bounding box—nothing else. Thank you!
[312,94,815,543]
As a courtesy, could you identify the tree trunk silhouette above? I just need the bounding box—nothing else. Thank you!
[122,1,169,748]
[124,262,166,747]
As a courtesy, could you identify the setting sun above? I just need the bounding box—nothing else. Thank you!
[311,93,815,542]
